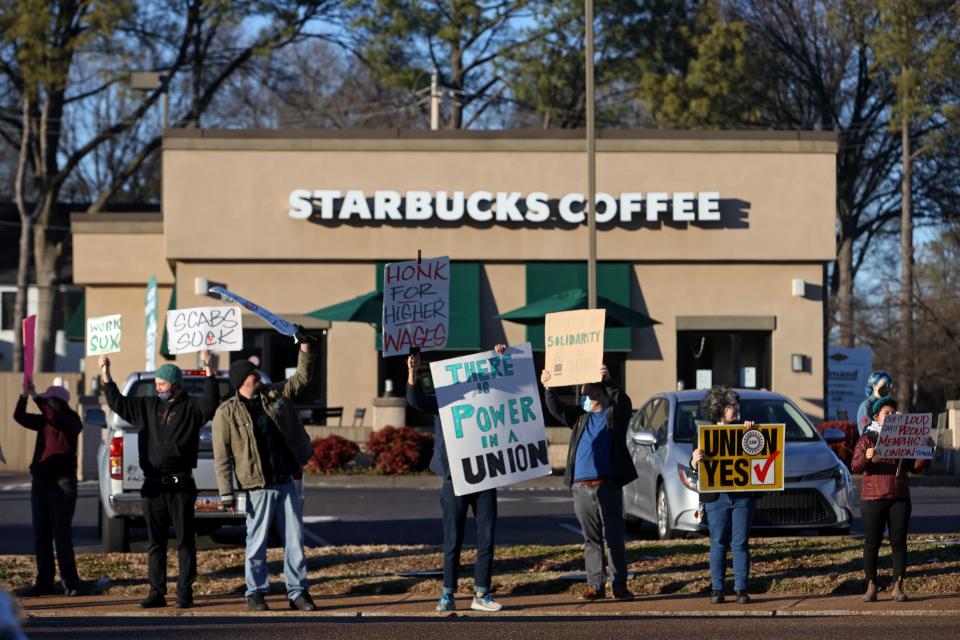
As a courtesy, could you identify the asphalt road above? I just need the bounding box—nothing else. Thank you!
[2,483,960,554]
[21,615,960,640]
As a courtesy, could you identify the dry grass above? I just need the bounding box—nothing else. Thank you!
[2,535,959,597]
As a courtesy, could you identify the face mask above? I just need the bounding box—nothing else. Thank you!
[158,390,173,401]
[580,395,594,412]
[877,385,890,397]
[867,420,882,433]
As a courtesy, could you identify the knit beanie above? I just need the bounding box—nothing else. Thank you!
[870,395,897,419]
[229,359,258,390]
[155,363,183,387]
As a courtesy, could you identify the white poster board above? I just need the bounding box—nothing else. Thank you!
[543,309,605,387]
[382,256,450,357]
[86,314,122,356]
[827,347,873,423]
[430,343,551,496]
[165,305,244,354]
[874,413,934,460]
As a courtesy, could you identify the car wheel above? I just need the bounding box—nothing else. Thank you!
[656,484,678,540]
[101,502,130,552]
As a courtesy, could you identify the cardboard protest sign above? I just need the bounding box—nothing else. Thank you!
[543,309,605,387]
[22,314,36,389]
[382,256,450,357]
[86,314,122,356]
[145,276,158,370]
[697,424,785,493]
[165,305,243,354]
[431,342,551,496]
[873,413,934,460]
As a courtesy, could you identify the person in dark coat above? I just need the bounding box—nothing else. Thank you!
[13,381,83,597]
[99,352,219,609]
[852,396,930,602]
[541,363,636,601]
[406,345,507,614]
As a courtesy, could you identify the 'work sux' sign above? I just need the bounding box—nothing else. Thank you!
[431,343,551,496]
[697,424,786,493]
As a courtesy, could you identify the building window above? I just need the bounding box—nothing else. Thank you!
[677,330,771,391]
[0,291,15,331]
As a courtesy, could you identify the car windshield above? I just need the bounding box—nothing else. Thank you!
[129,377,231,399]
[673,397,820,443]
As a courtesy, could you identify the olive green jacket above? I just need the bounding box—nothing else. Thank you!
[213,350,316,497]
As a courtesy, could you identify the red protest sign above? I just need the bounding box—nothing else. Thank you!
[22,314,36,390]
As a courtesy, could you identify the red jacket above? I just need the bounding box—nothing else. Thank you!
[851,431,928,501]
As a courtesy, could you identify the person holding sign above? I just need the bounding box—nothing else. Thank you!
[541,364,636,602]
[407,345,508,614]
[213,338,318,612]
[13,381,83,597]
[856,371,893,436]
[100,352,219,609]
[689,386,757,605]
[852,397,930,602]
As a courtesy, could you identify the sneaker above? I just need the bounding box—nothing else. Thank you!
[736,590,751,604]
[471,593,503,612]
[579,585,605,601]
[138,591,166,609]
[710,589,725,604]
[246,592,269,612]
[436,594,456,614]
[288,592,317,611]
[611,587,635,601]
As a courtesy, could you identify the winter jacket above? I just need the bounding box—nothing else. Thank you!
[545,378,637,488]
[104,375,219,477]
[13,395,82,480]
[213,350,315,497]
[852,431,929,501]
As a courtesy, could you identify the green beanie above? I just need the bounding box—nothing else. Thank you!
[155,363,183,387]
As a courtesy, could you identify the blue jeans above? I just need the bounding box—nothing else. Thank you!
[245,478,307,598]
[704,493,756,592]
[440,481,497,594]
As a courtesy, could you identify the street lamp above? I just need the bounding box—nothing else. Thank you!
[585,0,597,309]
[130,71,169,130]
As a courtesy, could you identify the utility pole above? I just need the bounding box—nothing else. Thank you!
[585,0,597,309]
[430,69,440,131]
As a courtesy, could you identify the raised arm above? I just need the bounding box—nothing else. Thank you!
[541,370,581,428]
[13,392,44,431]
[196,349,220,421]
[99,355,148,426]
[601,365,632,426]
[282,341,317,400]
[405,352,439,415]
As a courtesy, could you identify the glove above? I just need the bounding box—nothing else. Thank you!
[293,324,317,344]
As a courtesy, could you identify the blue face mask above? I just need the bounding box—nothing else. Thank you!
[158,390,173,401]
[580,394,594,412]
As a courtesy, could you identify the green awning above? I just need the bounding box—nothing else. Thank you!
[159,282,177,360]
[306,290,382,327]
[522,263,649,351]
[64,295,85,341]
[499,288,658,328]
[375,261,481,352]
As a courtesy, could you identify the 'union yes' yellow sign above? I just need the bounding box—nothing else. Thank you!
[697,424,786,493]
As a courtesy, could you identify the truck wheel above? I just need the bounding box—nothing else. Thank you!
[101,503,129,552]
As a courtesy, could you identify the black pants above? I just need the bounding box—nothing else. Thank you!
[861,498,912,583]
[31,475,80,590]
[439,480,497,593]
[141,480,197,598]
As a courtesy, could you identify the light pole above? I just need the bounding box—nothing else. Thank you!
[585,0,597,309]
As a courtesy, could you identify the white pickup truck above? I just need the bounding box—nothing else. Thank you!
[97,369,245,552]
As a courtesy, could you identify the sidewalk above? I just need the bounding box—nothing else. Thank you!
[16,591,960,618]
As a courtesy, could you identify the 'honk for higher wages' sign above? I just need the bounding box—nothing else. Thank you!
[544,309,605,387]
[697,424,786,493]
[382,256,449,357]
[431,343,551,496]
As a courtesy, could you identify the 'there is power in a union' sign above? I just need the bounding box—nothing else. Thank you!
[697,424,786,493]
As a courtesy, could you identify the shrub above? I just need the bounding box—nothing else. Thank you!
[306,435,360,474]
[817,420,859,469]
[365,426,434,474]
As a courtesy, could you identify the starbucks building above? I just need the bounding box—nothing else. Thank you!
[72,129,836,429]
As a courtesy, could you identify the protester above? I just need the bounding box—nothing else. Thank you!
[13,380,83,597]
[852,396,929,602]
[212,337,317,612]
[541,364,636,601]
[690,385,757,604]
[100,351,218,609]
[406,345,507,614]
[856,371,893,435]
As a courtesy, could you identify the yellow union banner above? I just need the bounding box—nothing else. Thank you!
[697,424,786,493]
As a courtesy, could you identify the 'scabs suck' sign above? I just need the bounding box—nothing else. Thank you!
[697,424,786,493]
